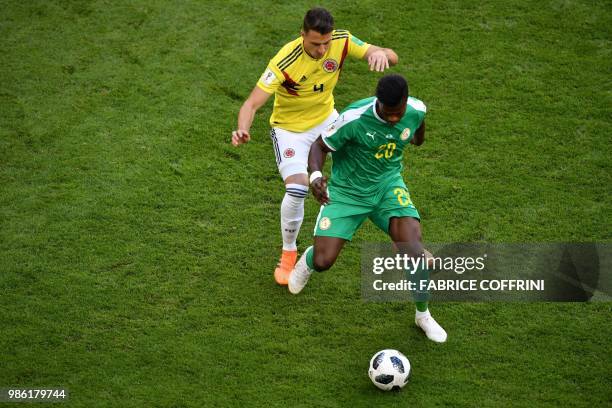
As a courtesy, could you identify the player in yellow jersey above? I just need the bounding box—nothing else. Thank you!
[232,8,398,285]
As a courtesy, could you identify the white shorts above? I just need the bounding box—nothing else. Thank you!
[270,110,339,180]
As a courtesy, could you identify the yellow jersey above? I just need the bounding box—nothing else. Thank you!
[257,29,370,132]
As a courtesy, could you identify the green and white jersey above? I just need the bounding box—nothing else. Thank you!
[321,96,426,201]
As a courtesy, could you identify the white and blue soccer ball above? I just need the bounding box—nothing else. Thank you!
[368,349,411,391]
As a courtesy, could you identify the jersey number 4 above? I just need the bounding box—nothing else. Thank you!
[313,84,324,92]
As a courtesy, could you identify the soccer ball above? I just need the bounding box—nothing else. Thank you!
[368,349,411,391]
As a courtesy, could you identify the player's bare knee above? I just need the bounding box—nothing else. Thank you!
[389,217,423,253]
[284,173,308,186]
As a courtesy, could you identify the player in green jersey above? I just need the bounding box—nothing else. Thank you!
[288,74,447,343]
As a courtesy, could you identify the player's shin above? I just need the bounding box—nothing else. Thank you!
[408,262,447,343]
[281,184,309,251]
[275,184,307,285]
[407,262,430,312]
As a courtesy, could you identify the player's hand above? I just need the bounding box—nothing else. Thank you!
[311,176,330,205]
[231,129,251,146]
[368,50,390,72]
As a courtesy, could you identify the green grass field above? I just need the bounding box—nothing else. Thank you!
[1,0,611,406]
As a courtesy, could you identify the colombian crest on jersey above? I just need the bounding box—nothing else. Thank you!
[322,58,338,73]
[400,128,411,141]
[283,148,295,158]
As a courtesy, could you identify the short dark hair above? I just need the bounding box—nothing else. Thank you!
[376,74,409,106]
[303,8,334,34]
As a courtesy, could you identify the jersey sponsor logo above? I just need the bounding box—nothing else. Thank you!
[283,148,295,158]
[322,58,338,73]
[400,128,411,141]
[319,217,332,230]
[261,68,277,86]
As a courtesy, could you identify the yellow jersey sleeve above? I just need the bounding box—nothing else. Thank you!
[256,40,301,94]
[256,66,282,94]
[346,31,370,59]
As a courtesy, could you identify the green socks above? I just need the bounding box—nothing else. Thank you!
[305,246,315,270]
[415,301,429,312]
[408,262,430,312]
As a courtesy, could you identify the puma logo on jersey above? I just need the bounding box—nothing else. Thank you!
[366,131,376,140]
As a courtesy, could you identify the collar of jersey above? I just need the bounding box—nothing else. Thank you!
[371,98,388,124]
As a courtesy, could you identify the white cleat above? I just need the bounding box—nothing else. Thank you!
[415,313,448,343]
[288,255,313,295]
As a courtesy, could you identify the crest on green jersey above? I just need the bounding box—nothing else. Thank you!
[400,128,411,141]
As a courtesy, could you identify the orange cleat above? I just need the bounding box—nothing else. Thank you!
[274,250,298,285]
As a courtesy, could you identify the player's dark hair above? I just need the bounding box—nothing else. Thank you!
[376,74,409,106]
[303,7,334,34]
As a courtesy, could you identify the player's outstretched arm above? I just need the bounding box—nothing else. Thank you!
[308,136,333,205]
[364,45,398,72]
[410,120,425,146]
[232,86,272,146]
